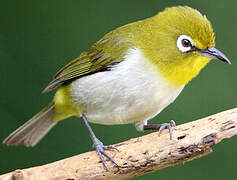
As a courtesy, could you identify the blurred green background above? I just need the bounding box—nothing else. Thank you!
[0,0,236,179]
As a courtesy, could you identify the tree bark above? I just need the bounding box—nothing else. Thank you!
[1,107,237,180]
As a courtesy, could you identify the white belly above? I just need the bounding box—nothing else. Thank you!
[70,48,184,125]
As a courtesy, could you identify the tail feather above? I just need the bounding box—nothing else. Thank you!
[3,102,57,147]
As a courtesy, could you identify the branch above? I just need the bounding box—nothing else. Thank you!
[1,108,237,180]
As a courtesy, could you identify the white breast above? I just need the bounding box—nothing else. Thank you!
[70,48,184,125]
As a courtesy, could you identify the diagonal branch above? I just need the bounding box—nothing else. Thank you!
[1,108,237,180]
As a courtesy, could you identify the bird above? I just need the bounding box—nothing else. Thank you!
[3,6,231,170]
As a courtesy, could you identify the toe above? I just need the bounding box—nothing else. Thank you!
[170,120,176,127]
[104,145,119,152]
[101,150,118,166]
[96,147,108,170]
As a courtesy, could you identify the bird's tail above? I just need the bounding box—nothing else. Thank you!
[3,102,57,147]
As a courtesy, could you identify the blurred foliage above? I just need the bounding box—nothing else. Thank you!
[0,0,237,179]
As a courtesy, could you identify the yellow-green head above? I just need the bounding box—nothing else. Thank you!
[114,6,230,86]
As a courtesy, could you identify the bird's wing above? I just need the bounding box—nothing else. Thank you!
[43,36,132,93]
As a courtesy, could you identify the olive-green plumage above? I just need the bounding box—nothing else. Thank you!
[3,6,230,153]
[46,6,216,123]
[44,6,215,93]
[43,32,133,92]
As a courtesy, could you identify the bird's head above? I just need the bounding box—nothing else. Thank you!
[135,6,231,86]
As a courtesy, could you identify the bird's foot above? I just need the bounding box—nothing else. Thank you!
[143,120,176,140]
[93,137,119,170]
[158,120,176,140]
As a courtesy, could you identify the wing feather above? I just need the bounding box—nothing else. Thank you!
[43,37,133,93]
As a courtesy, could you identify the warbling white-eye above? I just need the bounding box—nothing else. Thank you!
[3,6,231,169]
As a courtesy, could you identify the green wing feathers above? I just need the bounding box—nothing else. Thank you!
[43,35,133,93]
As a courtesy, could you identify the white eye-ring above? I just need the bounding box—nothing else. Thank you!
[177,35,194,53]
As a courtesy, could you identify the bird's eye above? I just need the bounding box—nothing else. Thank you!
[177,35,194,53]
[182,39,191,47]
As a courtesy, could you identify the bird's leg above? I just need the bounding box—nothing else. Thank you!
[80,114,119,170]
[143,120,176,140]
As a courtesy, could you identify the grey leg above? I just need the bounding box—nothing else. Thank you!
[143,120,176,140]
[81,114,119,170]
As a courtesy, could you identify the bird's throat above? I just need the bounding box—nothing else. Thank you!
[157,56,210,87]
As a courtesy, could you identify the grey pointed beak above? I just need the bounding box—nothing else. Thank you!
[198,47,231,64]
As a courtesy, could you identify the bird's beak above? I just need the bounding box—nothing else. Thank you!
[198,47,231,64]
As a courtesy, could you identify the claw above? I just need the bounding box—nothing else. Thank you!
[158,120,176,140]
[104,145,120,152]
